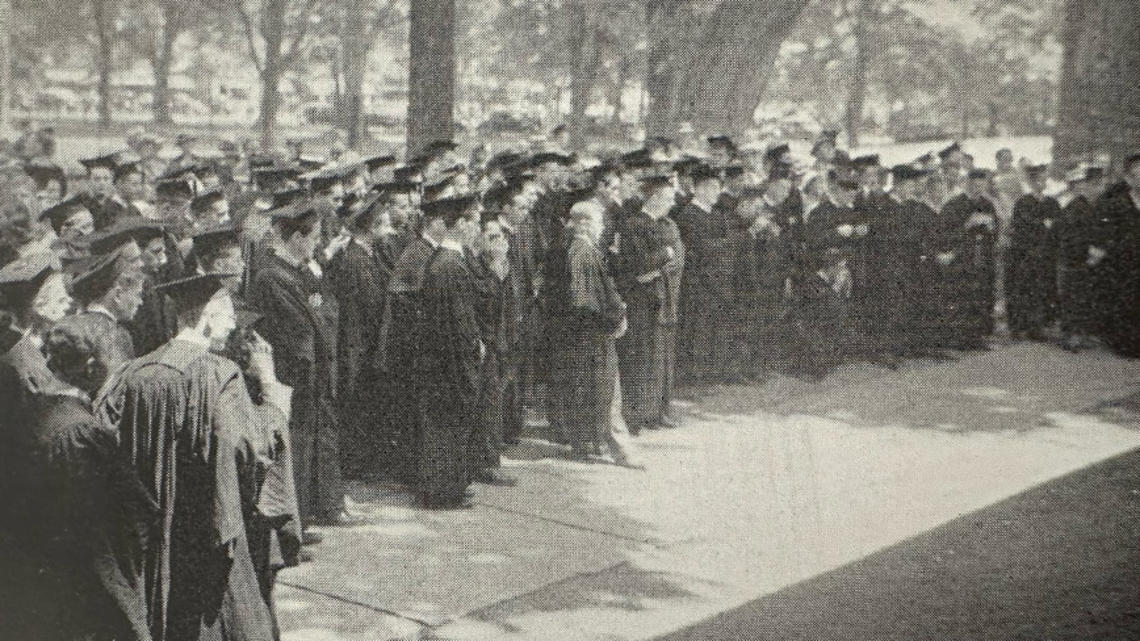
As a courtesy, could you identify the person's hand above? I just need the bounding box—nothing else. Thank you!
[1088,245,1107,266]
[1042,217,1054,230]
[479,340,486,361]
[636,270,660,284]
[855,223,870,237]
[612,316,628,340]
[836,224,855,238]
[248,332,276,383]
[936,252,956,266]
[665,246,675,261]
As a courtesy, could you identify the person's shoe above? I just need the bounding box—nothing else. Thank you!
[312,510,367,527]
[302,530,324,546]
[473,469,518,486]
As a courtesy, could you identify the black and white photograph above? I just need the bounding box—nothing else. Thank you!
[1,0,1139,639]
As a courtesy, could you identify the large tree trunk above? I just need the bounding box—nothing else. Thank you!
[845,0,870,148]
[407,0,455,157]
[566,1,600,151]
[258,0,287,151]
[340,0,369,148]
[0,0,11,134]
[611,57,629,125]
[93,0,114,128]
[647,0,810,138]
[1054,0,1140,169]
[152,12,178,125]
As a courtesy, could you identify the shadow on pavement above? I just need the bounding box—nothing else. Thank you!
[655,445,1140,641]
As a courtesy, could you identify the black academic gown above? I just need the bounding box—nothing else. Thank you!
[673,199,735,382]
[730,208,791,376]
[1058,194,1110,337]
[127,275,179,358]
[467,253,513,472]
[0,392,157,641]
[327,240,391,478]
[415,246,483,505]
[249,253,343,523]
[547,233,626,455]
[98,340,275,641]
[929,193,997,346]
[894,198,940,351]
[1098,188,1140,356]
[500,221,533,443]
[1007,193,1061,335]
[613,212,684,431]
[855,190,902,350]
[375,235,436,483]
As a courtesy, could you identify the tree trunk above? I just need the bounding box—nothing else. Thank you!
[611,57,628,125]
[407,0,455,157]
[0,0,11,134]
[567,1,598,151]
[846,0,870,148]
[341,0,369,148]
[152,11,178,125]
[259,0,287,151]
[1054,0,1140,169]
[93,0,114,128]
[647,0,811,138]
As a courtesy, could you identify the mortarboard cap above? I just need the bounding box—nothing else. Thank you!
[66,251,124,303]
[1084,166,1106,181]
[532,152,574,167]
[393,164,424,183]
[38,195,91,232]
[891,164,928,181]
[23,161,65,186]
[79,153,120,173]
[83,216,164,255]
[423,175,456,202]
[723,165,746,179]
[707,135,736,150]
[248,154,277,169]
[1123,152,1140,170]
[426,140,458,154]
[937,142,961,160]
[1024,163,1049,177]
[852,154,880,168]
[155,272,233,310]
[364,154,397,171]
[175,132,197,146]
[190,188,227,213]
[155,178,195,201]
[372,180,419,195]
[113,160,142,182]
[639,171,674,189]
[191,222,241,256]
[270,187,307,209]
[421,194,478,223]
[620,149,653,170]
[689,164,722,184]
[967,169,991,180]
[0,252,54,307]
[269,200,321,226]
[765,143,791,162]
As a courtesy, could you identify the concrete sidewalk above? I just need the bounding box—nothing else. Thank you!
[277,343,1140,641]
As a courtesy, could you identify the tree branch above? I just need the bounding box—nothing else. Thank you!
[234,1,265,73]
[281,0,322,65]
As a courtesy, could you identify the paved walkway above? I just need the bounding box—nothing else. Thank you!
[277,343,1140,641]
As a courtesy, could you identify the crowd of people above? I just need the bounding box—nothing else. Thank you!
[1,121,1139,641]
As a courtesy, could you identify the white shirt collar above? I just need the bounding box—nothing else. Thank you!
[690,198,713,213]
[85,303,117,323]
[421,233,440,249]
[174,327,211,348]
[440,239,464,253]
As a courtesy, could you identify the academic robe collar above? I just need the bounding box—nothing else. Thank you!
[439,239,464,254]
[421,233,440,249]
[689,198,713,214]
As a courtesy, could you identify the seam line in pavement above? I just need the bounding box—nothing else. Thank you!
[276,579,434,628]
[473,500,667,547]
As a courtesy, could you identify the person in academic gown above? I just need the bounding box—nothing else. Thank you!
[1006,164,1062,339]
[930,169,998,349]
[414,195,484,508]
[97,273,278,641]
[674,165,734,382]
[1057,166,1110,348]
[730,185,791,379]
[327,195,393,479]
[466,217,517,484]
[0,252,73,418]
[218,311,301,641]
[1098,154,1140,357]
[374,203,442,484]
[249,202,348,527]
[613,172,685,434]
[887,165,941,354]
[66,249,144,367]
[547,201,630,459]
[854,160,904,357]
[1,314,157,641]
